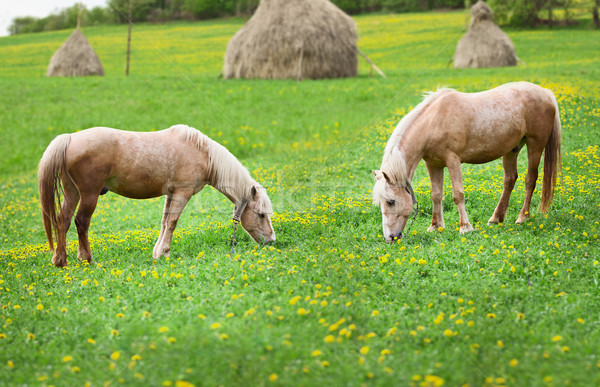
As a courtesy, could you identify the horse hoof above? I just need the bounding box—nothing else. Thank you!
[459,225,474,234]
[52,255,68,268]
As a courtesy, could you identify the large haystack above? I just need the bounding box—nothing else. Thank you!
[223,0,357,80]
[47,28,104,77]
[453,0,517,68]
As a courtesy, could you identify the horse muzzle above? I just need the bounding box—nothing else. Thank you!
[386,232,403,243]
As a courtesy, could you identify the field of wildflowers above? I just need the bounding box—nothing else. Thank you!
[1,10,599,386]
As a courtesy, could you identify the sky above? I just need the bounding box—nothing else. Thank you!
[0,0,108,37]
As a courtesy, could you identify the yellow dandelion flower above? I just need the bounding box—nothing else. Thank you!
[158,326,169,333]
[210,322,221,330]
[36,304,44,311]
[220,334,229,340]
[62,355,73,362]
[111,329,119,336]
[497,340,504,348]
[321,360,330,367]
[311,350,322,357]
[27,333,35,340]
[443,329,453,337]
[372,310,379,317]
[359,346,370,355]
[552,335,562,342]
[8,360,14,369]
[324,335,335,343]
[110,351,121,361]
[198,314,206,319]
[72,366,81,373]
[509,359,518,367]
[487,313,496,319]
[269,374,278,382]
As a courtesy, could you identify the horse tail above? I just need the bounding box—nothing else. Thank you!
[539,91,562,213]
[38,134,71,251]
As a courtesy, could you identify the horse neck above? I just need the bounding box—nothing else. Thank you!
[398,136,424,182]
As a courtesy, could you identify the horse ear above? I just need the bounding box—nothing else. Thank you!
[381,171,394,184]
[405,181,417,205]
[251,186,257,200]
[372,170,382,180]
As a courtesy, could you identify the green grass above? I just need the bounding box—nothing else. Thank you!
[1,11,600,387]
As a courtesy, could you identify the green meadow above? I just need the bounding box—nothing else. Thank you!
[1,11,599,386]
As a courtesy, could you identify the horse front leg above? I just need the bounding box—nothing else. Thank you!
[446,155,474,233]
[52,178,80,267]
[425,162,445,232]
[517,148,543,224]
[153,195,173,259]
[489,152,519,224]
[74,192,100,264]
[153,190,192,259]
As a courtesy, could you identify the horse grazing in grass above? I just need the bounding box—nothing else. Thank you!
[39,124,276,267]
[373,82,561,242]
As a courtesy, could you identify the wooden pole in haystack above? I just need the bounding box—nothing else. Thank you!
[126,0,132,76]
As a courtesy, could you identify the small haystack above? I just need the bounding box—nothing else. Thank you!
[47,28,104,77]
[453,0,517,68]
[223,0,358,80]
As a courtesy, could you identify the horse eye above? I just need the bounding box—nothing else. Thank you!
[387,200,395,206]
[258,213,265,219]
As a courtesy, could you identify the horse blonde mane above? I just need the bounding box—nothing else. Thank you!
[380,88,452,183]
[374,88,452,205]
[170,125,272,213]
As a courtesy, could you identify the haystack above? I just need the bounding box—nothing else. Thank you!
[223,0,358,80]
[453,0,517,68]
[47,28,104,77]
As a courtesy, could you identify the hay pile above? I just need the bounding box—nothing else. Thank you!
[47,29,104,77]
[223,0,358,80]
[453,0,517,68]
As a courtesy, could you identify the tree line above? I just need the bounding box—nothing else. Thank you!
[8,0,600,35]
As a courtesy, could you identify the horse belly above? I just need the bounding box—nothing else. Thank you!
[461,143,517,164]
[105,176,166,199]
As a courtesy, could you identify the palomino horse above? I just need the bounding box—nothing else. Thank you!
[39,124,276,267]
[373,82,561,242]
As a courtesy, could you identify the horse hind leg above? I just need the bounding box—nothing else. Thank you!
[517,146,543,224]
[52,176,80,267]
[74,192,100,264]
[488,151,519,224]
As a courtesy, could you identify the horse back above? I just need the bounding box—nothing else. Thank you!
[65,127,210,199]
[422,82,556,165]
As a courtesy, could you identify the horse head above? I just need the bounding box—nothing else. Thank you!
[373,170,416,243]
[234,186,276,244]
